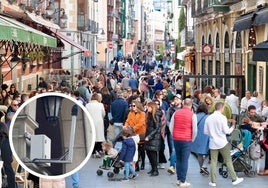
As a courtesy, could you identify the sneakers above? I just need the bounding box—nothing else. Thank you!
[121,177,129,182]
[232,177,244,185]
[179,181,191,187]
[176,180,181,186]
[158,163,165,169]
[130,173,139,180]
[209,182,216,187]
[200,167,209,175]
[167,166,175,174]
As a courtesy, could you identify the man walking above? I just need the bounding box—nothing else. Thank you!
[204,102,244,187]
[169,98,197,187]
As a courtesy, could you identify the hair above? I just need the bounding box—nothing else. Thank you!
[91,93,99,101]
[248,105,256,111]
[215,102,224,110]
[229,90,236,95]
[101,141,113,151]
[196,102,208,114]
[101,87,110,95]
[183,98,193,107]
[146,101,158,122]
[122,126,134,137]
[204,85,213,96]
[252,91,258,97]
[193,90,202,99]
[153,90,162,99]
[131,101,144,112]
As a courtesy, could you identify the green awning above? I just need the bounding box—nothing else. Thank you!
[0,16,56,47]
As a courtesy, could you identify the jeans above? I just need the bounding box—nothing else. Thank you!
[113,123,123,142]
[124,162,136,179]
[166,127,176,167]
[71,172,79,188]
[173,140,192,183]
[210,143,237,183]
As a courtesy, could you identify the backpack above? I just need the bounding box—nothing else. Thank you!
[249,140,261,160]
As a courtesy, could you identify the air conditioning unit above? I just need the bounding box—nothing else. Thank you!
[30,135,51,166]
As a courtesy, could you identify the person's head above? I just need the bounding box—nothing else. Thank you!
[247,105,257,117]
[1,89,8,98]
[101,141,113,152]
[193,90,202,99]
[196,102,208,114]
[214,102,225,112]
[122,126,133,138]
[173,94,182,106]
[91,93,99,101]
[261,100,268,108]
[161,89,168,97]
[183,98,193,109]
[154,90,163,100]
[213,88,221,98]
[204,96,213,105]
[245,90,251,99]
[229,90,236,95]
[100,87,110,95]
[10,99,19,112]
[39,77,44,82]
[130,101,144,113]
[252,91,258,97]
[21,93,29,104]
[9,84,16,91]
[146,101,158,121]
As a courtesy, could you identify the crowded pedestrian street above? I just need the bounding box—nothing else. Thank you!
[65,151,268,188]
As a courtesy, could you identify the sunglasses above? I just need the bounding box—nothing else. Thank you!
[131,105,136,107]
[12,104,19,107]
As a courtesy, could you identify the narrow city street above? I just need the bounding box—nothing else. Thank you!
[66,151,268,188]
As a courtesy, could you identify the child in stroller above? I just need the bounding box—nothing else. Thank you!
[219,129,259,178]
[96,139,124,178]
[99,141,119,170]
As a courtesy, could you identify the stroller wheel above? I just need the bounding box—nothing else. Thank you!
[113,167,120,174]
[249,171,256,177]
[219,168,223,175]
[107,172,114,178]
[222,171,228,178]
[97,169,103,176]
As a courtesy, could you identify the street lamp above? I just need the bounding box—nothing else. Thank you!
[42,96,63,122]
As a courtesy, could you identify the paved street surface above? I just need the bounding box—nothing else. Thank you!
[65,152,268,188]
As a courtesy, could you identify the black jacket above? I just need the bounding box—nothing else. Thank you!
[145,109,162,151]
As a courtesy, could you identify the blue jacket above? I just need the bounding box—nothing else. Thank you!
[119,137,136,162]
[191,112,210,154]
[111,98,128,123]
[128,78,138,89]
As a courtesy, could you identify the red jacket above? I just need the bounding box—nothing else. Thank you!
[172,107,194,141]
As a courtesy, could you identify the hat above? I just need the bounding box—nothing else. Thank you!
[174,94,182,99]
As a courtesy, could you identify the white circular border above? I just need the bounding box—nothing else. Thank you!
[9,92,96,179]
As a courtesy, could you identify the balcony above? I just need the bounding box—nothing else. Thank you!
[206,0,230,14]
[221,0,242,5]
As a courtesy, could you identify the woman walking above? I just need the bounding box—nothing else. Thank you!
[144,102,162,176]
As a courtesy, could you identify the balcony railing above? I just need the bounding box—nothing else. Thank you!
[221,0,242,5]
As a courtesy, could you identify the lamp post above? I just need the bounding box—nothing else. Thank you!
[45,1,68,29]
[42,95,63,123]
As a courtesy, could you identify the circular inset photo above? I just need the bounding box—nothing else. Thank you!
[9,92,95,179]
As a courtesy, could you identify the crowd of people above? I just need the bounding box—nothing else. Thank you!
[0,56,268,187]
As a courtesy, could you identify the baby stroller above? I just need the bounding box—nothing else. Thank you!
[219,129,257,178]
[96,133,124,178]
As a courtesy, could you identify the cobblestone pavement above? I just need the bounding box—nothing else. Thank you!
[65,152,268,188]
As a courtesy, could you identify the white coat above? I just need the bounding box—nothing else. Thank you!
[86,100,106,142]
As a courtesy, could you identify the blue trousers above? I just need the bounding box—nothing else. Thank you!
[124,162,136,179]
[174,140,192,183]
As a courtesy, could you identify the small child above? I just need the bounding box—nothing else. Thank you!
[99,141,118,170]
[119,126,138,181]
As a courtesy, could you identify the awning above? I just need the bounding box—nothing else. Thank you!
[253,7,268,26]
[233,12,255,32]
[177,50,187,60]
[0,15,57,47]
[48,28,91,57]
[25,12,61,30]
[252,40,268,61]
